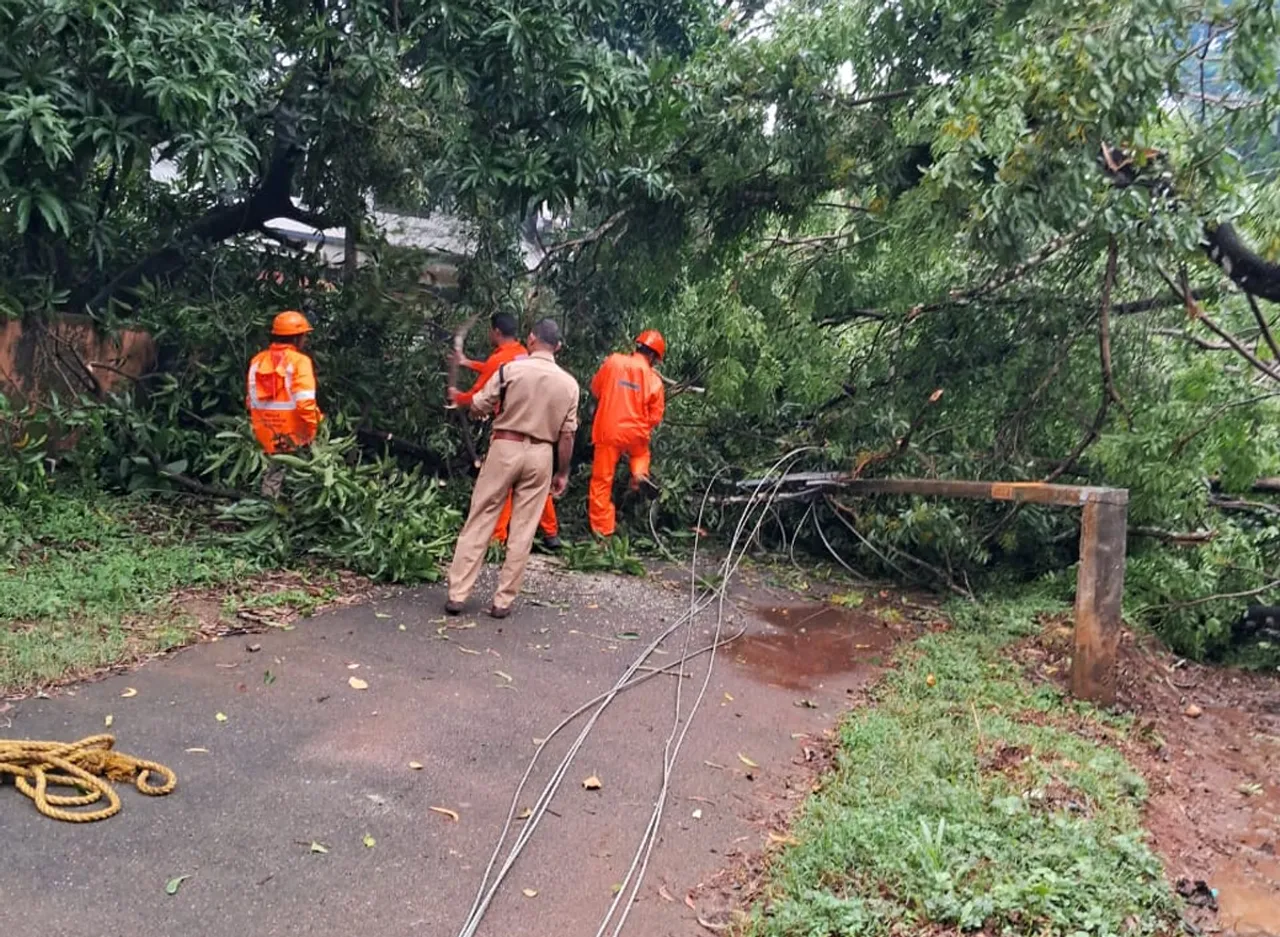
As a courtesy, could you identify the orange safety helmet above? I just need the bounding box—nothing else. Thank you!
[635,329,665,361]
[271,310,313,336]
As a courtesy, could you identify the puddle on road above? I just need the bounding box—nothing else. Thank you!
[1215,786,1280,937]
[731,604,898,690]
[1216,852,1280,936]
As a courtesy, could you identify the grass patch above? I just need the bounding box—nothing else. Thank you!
[747,595,1179,937]
[0,492,256,691]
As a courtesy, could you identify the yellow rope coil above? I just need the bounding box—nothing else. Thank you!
[0,735,177,822]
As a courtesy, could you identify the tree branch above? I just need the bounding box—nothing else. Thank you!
[532,210,628,271]
[1172,392,1280,456]
[1203,222,1280,303]
[1131,526,1217,545]
[1152,327,1232,351]
[851,388,944,478]
[1158,266,1280,382]
[1042,240,1121,482]
[1097,237,1131,425]
[1245,291,1280,364]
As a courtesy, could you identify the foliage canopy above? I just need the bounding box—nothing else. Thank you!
[4,0,1280,662]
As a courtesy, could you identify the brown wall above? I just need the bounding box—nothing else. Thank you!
[0,314,156,404]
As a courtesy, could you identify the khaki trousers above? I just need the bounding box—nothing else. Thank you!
[448,437,554,609]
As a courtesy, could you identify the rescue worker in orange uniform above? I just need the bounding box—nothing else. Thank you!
[247,310,323,496]
[452,313,562,550]
[587,329,666,537]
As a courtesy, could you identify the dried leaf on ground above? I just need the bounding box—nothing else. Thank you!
[309,842,329,854]
[121,687,138,698]
[430,806,460,822]
[522,888,538,898]
[494,670,513,682]
[104,714,114,727]
[348,677,369,690]
[408,761,424,770]
[737,753,759,768]
[517,807,533,819]
[185,747,208,754]
[768,831,800,846]
[658,885,675,902]
[215,712,228,723]
[347,663,360,670]
[582,774,603,790]
[723,692,734,701]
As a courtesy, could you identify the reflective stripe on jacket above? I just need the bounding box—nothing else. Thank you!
[589,352,665,446]
[246,343,322,454]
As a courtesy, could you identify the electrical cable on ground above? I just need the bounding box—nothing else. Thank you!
[452,451,815,937]
[594,450,813,937]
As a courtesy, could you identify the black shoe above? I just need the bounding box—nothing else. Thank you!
[487,605,512,620]
[541,534,564,551]
[444,600,464,616]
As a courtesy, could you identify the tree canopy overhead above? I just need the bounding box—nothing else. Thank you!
[4,0,1280,662]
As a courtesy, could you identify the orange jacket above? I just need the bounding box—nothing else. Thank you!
[246,343,323,454]
[456,340,527,408]
[590,352,665,446]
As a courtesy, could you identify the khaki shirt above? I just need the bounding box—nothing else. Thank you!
[470,349,579,444]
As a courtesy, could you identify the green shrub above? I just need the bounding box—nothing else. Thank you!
[209,427,461,583]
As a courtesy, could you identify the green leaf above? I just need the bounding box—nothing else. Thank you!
[165,875,190,895]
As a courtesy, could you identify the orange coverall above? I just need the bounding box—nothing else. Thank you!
[246,343,323,453]
[588,351,665,536]
[458,340,558,541]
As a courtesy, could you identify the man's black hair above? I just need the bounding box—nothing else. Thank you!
[531,317,562,348]
[491,312,519,338]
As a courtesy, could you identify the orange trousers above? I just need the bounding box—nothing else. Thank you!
[494,492,557,542]
[588,440,651,537]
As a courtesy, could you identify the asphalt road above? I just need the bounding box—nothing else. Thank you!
[2,560,899,937]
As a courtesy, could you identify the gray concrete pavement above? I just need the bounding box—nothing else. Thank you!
[1,559,902,937]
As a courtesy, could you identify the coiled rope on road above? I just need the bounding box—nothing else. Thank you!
[0,734,177,822]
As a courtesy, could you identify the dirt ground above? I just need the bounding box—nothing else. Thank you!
[1024,623,1280,937]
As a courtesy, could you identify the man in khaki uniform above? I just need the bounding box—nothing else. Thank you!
[445,318,579,618]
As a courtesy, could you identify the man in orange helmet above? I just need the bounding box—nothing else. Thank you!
[587,329,666,537]
[247,310,323,497]
[451,312,562,550]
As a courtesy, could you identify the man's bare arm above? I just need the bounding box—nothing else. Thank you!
[551,428,574,497]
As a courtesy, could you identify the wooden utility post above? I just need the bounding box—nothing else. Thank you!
[1071,498,1127,704]
[802,479,1129,705]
